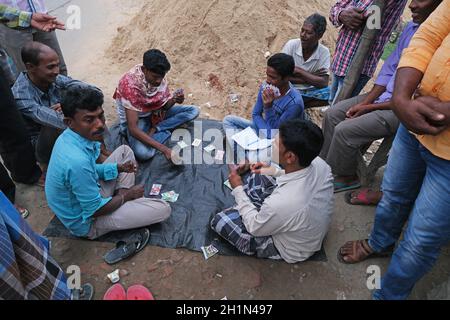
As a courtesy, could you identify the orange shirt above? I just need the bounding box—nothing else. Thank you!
[398,0,450,160]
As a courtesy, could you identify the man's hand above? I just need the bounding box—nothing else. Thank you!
[173,90,185,104]
[346,103,373,119]
[51,103,62,113]
[313,68,329,77]
[422,97,450,127]
[394,96,446,136]
[31,13,65,32]
[250,162,270,175]
[228,165,243,189]
[123,185,145,202]
[339,7,366,30]
[262,88,276,108]
[118,161,138,174]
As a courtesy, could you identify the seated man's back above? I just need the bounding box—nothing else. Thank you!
[262,157,334,262]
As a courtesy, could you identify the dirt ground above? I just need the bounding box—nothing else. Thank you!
[15,0,449,300]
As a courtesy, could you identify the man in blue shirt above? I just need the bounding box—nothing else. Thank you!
[223,53,304,143]
[320,0,442,198]
[45,84,171,239]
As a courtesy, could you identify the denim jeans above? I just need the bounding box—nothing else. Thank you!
[125,105,199,161]
[368,125,450,300]
[329,74,371,107]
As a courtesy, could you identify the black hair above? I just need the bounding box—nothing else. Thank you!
[279,119,324,167]
[61,84,104,118]
[21,42,44,66]
[143,49,171,76]
[267,53,295,78]
[305,13,327,37]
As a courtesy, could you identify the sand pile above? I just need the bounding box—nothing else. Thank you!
[108,0,338,120]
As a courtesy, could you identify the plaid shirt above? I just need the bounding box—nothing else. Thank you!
[0,3,32,28]
[329,0,408,77]
[12,72,83,139]
[0,192,70,300]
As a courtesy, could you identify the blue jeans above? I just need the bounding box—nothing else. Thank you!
[329,74,371,107]
[126,105,199,161]
[368,125,450,300]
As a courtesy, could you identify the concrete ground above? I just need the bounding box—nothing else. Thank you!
[16,169,450,300]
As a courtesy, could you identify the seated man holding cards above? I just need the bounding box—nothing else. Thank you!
[212,119,334,263]
[114,49,200,162]
[223,53,304,144]
[46,84,171,240]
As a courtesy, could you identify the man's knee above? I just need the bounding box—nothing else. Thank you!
[117,145,136,161]
[160,201,172,221]
[132,144,156,162]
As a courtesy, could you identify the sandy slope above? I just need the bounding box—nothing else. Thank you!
[107,0,338,121]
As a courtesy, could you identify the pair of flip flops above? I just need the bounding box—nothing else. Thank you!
[103,284,154,300]
[104,228,150,265]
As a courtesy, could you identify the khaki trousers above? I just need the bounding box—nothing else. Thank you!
[87,146,171,239]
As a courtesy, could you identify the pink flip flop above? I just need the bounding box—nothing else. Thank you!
[127,285,155,300]
[103,284,127,300]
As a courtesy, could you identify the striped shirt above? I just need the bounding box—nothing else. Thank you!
[12,72,82,138]
[329,0,407,77]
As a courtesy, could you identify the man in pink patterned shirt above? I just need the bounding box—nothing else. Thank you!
[328,0,407,105]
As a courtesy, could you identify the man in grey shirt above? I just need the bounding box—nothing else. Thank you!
[12,42,86,184]
[212,119,334,263]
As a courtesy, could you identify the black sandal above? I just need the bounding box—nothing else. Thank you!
[104,228,150,265]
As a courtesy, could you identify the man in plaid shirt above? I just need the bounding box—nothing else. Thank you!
[329,0,407,105]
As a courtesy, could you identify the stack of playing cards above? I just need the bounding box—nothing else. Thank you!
[192,139,202,147]
[262,81,281,98]
[161,191,179,203]
[174,88,184,96]
[201,244,219,260]
[150,184,162,196]
[204,144,216,153]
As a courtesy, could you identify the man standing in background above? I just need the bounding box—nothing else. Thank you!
[0,0,67,79]
[328,0,408,105]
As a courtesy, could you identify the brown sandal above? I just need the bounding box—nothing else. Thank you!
[337,239,392,264]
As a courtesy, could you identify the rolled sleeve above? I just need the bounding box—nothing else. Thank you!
[95,163,119,181]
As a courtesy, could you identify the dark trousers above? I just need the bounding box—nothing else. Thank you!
[0,162,15,203]
[0,68,41,184]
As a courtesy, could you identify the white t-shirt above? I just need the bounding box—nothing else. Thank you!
[282,39,331,90]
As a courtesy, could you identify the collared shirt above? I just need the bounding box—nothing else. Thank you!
[252,83,304,138]
[12,72,82,138]
[0,191,70,300]
[114,64,172,127]
[375,22,419,104]
[282,39,331,90]
[398,0,450,160]
[232,158,334,263]
[0,3,32,28]
[1,0,46,13]
[329,0,407,78]
[45,129,119,237]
